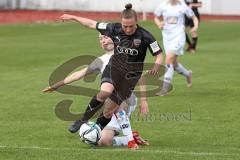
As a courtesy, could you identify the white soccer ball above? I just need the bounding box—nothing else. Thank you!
[79,122,101,145]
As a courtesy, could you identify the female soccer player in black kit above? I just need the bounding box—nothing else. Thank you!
[185,0,202,53]
[59,4,163,149]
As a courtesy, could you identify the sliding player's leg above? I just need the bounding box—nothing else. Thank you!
[98,129,116,146]
[99,94,135,147]
[97,113,134,148]
[98,113,123,146]
[98,93,147,148]
[115,103,136,146]
[104,107,138,149]
[114,93,149,148]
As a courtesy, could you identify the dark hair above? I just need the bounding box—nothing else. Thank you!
[121,3,138,21]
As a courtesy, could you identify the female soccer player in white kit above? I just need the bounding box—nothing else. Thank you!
[154,0,199,96]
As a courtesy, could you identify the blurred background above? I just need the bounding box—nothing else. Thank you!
[0,0,240,25]
[0,0,239,15]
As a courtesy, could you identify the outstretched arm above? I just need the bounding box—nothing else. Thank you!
[148,53,163,76]
[60,14,97,29]
[42,67,93,93]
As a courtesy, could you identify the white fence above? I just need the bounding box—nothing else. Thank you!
[0,0,239,15]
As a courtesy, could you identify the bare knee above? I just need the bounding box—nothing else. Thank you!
[98,130,114,146]
[97,91,111,102]
[97,83,114,101]
[98,137,113,146]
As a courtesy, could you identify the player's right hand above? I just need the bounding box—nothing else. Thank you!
[42,86,55,93]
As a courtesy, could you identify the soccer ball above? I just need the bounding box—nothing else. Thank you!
[79,122,101,145]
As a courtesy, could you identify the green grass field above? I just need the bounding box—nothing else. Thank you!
[0,21,240,160]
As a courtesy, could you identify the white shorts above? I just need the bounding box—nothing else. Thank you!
[104,114,121,134]
[163,33,186,56]
[104,93,137,133]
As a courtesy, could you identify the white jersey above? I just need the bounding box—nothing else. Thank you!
[98,51,114,74]
[88,51,114,74]
[154,1,194,40]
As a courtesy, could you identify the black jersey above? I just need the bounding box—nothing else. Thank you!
[185,0,199,15]
[96,22,162,75]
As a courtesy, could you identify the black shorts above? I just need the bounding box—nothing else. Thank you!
[101,65,140,105]
[185,14,200,28]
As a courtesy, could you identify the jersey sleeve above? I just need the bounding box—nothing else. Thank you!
[145,32,162,56]
[96,22,114,37]
[87,57,103,73]
[154,5,163,17]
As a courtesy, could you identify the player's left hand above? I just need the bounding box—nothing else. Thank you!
[148,64,161,76]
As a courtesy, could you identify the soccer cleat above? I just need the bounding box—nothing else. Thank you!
[68,120,86,133]
[186,70,192,88]
[128,140,139,150]
[132,131,149,146]
[155,81,172,96]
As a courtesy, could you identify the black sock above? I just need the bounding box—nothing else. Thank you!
[192,37,198,49]
[81,96,104,122]
[186,33,192,46]
[96,114,111,130]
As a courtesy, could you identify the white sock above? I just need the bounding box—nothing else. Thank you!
[164,64,174,83]
[112,136,128,146]
[115,110,134,141]
[175,63,190,77]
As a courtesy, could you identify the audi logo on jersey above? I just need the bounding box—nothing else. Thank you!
[116,46,139,56]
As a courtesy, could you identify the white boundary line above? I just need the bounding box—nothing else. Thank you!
[0,145,239,157]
